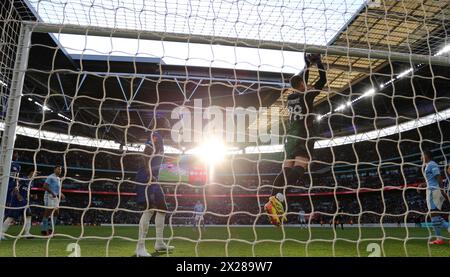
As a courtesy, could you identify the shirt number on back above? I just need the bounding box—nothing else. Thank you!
[288,104,303,121]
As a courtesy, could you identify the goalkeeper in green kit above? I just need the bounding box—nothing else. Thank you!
[264,53,327,226]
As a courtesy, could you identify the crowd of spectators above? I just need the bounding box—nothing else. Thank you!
[24,180,432,226]
[11,126,449,227]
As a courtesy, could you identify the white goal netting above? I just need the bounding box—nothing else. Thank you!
[0,0,450,257]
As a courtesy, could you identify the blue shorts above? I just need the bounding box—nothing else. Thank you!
[5,198,31,219]
[136,184,167,211]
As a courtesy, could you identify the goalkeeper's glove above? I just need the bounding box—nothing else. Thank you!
[264,196,287,226]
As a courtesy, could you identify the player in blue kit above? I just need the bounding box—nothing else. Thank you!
[1,152,22,240]
[1,169,38,239]
[135,117,174,257]
[421,150,450,245]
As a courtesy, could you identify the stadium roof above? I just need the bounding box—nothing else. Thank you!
[22,0,370,74]
[276,0,450,113]
[24,0,367,45]
[19,0,450,86]
[255,0,450,131]
[20,0,450,99]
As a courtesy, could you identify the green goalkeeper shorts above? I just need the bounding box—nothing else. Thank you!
[284,133,315,160]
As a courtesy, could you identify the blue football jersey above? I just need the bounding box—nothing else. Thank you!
[136,131,165,203]
[44,173,61,195]
[425,161,441,191]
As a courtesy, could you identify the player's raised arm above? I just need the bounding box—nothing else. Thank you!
[302,52,311,84]
[295,53,327,91]
[313,55,327,91]
[13,173,23,202]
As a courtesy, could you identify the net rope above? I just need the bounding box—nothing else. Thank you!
[0,0,449,257]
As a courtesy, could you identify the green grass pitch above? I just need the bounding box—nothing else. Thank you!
[1,225,449,257]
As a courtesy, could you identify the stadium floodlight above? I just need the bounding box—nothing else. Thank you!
[0,121,182,154]
[57,113,71,121]
[196,138,227,165]
[363,88,375,97]
[0,105,448,155]
[352,88,376,103]
[316,111,332,120]
[33,101,53,112]
[186,143,242,156]
[163,146,183,154]
[315,107,450,149]
[397,68,413,79]
[0,79,7,87]
[244,144,284,154]
[335,104,346,112]
[434,45,450,56]
[226,147,244,155]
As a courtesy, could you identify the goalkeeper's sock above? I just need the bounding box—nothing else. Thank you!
[24,216,32,235]
[271,167,292,196]
[271,166,305,197]
[154,212,166,247]
[287,166,305,185]
[271,166,305,213]
[138,210,154,250]
[2,217,14,235]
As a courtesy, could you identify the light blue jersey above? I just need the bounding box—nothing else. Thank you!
[425,161,440,191]
[423,161,450,240]
[299,211,305,220]
[425,160,444,211]
[194,203,204,214]
[44,173,61,195]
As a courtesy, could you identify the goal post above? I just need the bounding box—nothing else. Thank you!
[0,24,32,236]
[25,21,450,67]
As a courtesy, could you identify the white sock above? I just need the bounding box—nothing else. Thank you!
[276,193,285,203]
[49,214,54,231]
[24,216,32,235]
[2,217,14,235]
[138,210,153,250]
[155,212,165,246]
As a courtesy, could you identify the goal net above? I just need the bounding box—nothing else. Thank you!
[0,0,449,257]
